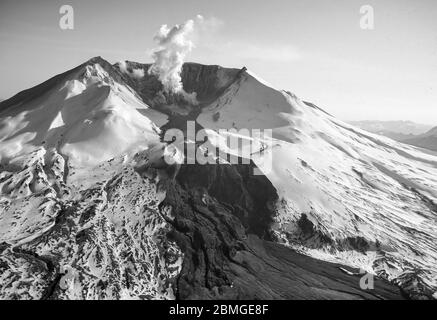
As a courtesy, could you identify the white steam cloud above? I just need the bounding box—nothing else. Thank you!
[148,19,194,92]
[148,15,213,103]
[117,60,145,79]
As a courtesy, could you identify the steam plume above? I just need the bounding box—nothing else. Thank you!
[117,60,145,79]
[148,16,206,103]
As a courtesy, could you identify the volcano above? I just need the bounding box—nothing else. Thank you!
[0,57,436,300]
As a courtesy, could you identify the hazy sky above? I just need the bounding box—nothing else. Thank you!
[1,0,436,124]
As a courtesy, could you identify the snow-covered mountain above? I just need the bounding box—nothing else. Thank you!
[350,121,437,152]
[402,127,437,152]
[0,57,436,299]
[349,120,433,137]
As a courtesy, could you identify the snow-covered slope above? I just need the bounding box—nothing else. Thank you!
[0,57,435,299]
[198,71,437,297]
[0,58,180,299]
[0,57,167,167]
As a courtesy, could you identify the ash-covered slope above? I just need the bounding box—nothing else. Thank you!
[160,162,402,300]
[0,56,431,299]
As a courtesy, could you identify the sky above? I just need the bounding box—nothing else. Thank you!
[1,0,436,124]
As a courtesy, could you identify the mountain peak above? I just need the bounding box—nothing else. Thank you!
[0,56,120,114]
